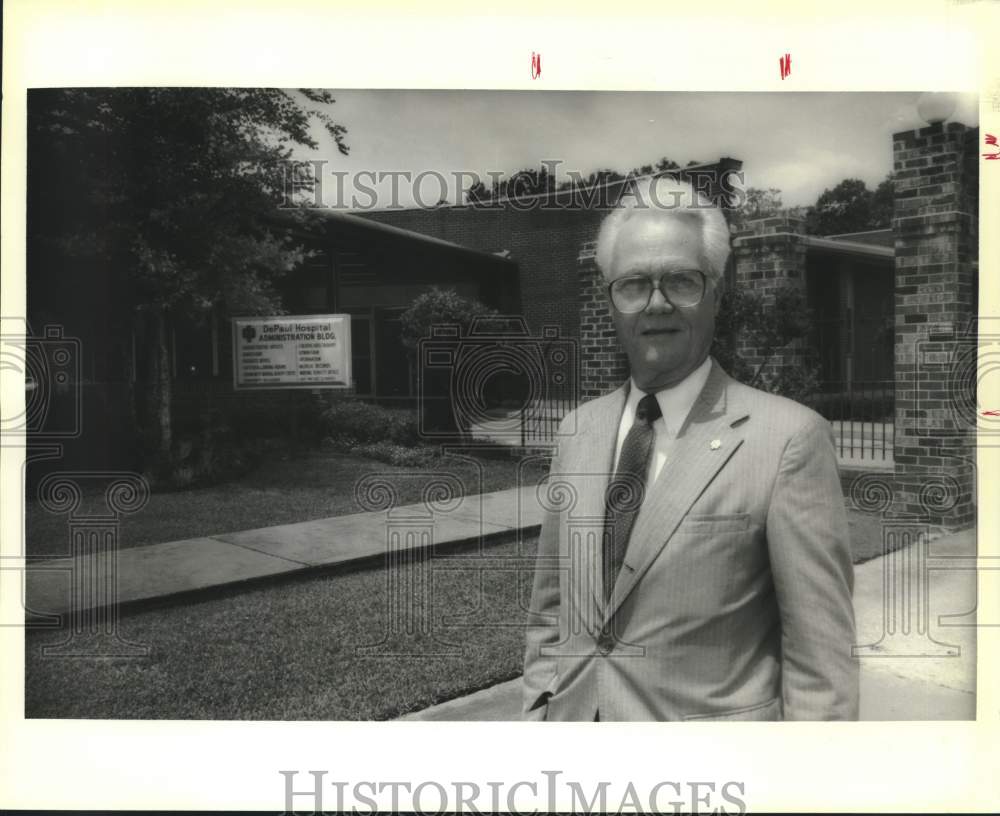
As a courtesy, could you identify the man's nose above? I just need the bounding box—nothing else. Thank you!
[645,286,674,313]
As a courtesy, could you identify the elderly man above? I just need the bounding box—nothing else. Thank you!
[522,177,858,721]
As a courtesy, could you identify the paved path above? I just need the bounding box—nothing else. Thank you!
[403,528,977,721]
[26,486,543,617]
[24,482,978,722]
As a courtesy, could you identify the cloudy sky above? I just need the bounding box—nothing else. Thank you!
[291,91,980,211]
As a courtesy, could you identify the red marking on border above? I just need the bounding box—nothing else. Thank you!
[984,134,1000,160]
[982,410,1000,416]
[779,53,791,80]
[531,52,542,80]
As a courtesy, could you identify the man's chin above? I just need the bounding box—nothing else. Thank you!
[633,364,682,390]
[639,347,682,370]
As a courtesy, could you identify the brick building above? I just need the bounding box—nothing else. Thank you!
[27,121,978,533]
[570,122,978,533]
[360,159,744,347]
[201,122,986,537]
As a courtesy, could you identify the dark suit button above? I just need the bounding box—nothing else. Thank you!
[597,631,615,655]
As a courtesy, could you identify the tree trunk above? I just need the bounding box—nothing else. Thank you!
[144,306,173,474]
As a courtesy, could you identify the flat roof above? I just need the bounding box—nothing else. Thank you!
[804,235,894,259]
[283,208,514,264]
[823,228,894,248]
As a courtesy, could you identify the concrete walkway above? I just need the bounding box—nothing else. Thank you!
[24,484,978,722]
[403,528,977,721]
[25,486,543,617]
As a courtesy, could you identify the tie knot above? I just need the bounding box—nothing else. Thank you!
[635,393,661,424]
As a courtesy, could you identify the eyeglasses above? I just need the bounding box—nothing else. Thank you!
[607,270,708,314]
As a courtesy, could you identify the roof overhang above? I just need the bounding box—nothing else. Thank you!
[804,235,894,260]
[274,208,516,265]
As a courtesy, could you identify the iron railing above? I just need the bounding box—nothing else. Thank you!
[517,392,576,447]
[496,377,897,463]
[809,379,894,463]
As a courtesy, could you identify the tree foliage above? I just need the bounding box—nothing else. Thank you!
[399,288,498,354]
[465,156,681,203]
[399,288,502,438]
[29,88,348,317]
[27,88,350,476]
[711,284,820,403]
[728,186,784,230]
[804,175,894,235]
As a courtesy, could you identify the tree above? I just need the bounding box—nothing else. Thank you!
[465,156,681,203]
[729,186,784,230]
[400,288,498,354]
[804,176,894,236]
[400,288,499,436]
[557,168,625,191]
[467,166,556,203]
[870,174,895,228]
[27,88,349,479]
[711,284,820,403]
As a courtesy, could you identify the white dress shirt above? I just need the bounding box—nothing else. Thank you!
[612,355,713,485]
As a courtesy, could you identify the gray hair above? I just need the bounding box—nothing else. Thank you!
[594,176,731,291]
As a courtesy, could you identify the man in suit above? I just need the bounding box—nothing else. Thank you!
[522,176,858,721]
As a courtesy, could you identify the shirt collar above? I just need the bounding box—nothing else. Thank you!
[625,355,713,437]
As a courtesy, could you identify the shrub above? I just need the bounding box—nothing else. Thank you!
[352,441,440,468]
[757,363,821,406]
[711,283,821,404]
[319,400,420,447]
[159,412,278,490]
[399,287,498,355]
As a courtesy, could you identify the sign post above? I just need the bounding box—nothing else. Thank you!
[232,314,352,452]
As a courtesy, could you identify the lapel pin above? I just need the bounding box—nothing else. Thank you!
[710,439,721,450]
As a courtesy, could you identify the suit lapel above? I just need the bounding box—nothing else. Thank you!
[601,359,750,625]
[564,383,627,622]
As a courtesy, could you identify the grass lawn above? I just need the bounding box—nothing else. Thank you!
[26,536,539,720]
[25,448,551,559]
[847,510,891,564]
[25,506,890,720]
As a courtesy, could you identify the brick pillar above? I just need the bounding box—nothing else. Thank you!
[578,242,629,400]
[892,122,978,531]
[730,215,811,381]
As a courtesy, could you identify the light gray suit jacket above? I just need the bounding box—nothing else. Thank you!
[522,357,859,721]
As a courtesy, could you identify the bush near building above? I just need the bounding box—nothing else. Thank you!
[319,400,442,466]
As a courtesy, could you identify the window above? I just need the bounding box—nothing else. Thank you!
[350,313,373,395]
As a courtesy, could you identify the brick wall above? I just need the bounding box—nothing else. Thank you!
[578,243,629,400]
[731,216,811,381]
[360,205,597,346]
[362,160,744,406]
[890,122,978,530]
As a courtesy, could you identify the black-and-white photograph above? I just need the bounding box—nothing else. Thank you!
[6,0,1000,811]
[14,87,982,726]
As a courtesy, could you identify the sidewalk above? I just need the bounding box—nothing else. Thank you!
[402,527,977,721]
[25,486,543,617]
[24,487,978,721]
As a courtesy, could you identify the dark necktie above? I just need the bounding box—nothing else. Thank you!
[603,393,661,602]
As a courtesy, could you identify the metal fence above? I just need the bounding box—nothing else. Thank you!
[489,377,896,464]
[809,379,895,464]
[517,393,576,447]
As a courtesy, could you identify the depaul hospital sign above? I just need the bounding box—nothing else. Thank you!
[232,315,352,390]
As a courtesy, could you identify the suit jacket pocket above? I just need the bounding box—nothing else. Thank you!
[682,696,782,722]
[675,513,751,534]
